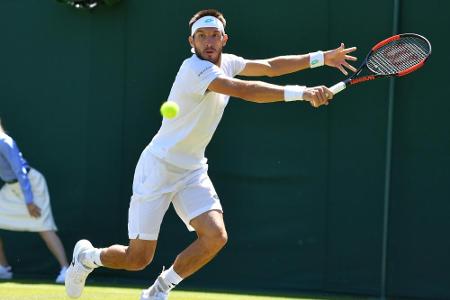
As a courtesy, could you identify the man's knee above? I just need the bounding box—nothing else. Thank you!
[125,250,154,271]
[191,210,228,251]
[202,228,228,253]
[125,240,156,271]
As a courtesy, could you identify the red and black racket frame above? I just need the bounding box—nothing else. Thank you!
[343,33,432,87]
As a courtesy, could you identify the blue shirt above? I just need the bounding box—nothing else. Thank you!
[0,132,33,204]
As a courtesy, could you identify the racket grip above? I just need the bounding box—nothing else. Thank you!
[329,82,346,95]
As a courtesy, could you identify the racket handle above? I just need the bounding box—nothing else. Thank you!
[329,82,347,95]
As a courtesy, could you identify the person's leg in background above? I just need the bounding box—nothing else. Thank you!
[38,230,69,283]
[0,237,12,279]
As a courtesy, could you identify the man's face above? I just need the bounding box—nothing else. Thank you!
[189,27,228,64]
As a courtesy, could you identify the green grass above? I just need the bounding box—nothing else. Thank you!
[0,281,366,300]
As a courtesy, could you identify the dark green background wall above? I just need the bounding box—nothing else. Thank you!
[0,0,449,299]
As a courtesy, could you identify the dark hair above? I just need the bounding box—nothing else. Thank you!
[189,9,226,31]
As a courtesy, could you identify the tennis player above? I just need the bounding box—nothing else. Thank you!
[65,8,357,300]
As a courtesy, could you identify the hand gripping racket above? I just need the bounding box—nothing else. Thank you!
[330,33,431,95]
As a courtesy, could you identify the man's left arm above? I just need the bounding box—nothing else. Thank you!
[239,43,358,77]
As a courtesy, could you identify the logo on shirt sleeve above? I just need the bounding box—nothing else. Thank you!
[198,65,213,77]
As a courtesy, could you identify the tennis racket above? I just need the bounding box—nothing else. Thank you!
[330,33,431,95]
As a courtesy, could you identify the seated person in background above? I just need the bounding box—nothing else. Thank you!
[0,118,68,283]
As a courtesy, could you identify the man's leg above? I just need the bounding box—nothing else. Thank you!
[173,209,227,278]
[66,239,157,299]
[83,239,157,271]
[142,210,227,299]
[65,150,170,298]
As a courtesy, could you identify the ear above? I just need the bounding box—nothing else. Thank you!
[222,34,229,47]
[188,36,194,48]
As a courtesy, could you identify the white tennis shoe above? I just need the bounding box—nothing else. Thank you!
[140,276,170,300]
[65,239,94,298]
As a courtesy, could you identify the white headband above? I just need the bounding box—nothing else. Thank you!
[191,16,225,36]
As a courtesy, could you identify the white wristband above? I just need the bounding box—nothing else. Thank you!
[284,85,306,102]
[309,50,324,68]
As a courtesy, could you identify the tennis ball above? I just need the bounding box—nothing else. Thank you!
[160,101,179,119]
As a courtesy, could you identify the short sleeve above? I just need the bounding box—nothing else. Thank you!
[229,54,247,77]
[188,56,224,95]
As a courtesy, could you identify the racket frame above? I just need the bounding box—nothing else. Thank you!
[330,33,431,95]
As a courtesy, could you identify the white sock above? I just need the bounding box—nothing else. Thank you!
[159,265,183,291]
[80,248,103,269]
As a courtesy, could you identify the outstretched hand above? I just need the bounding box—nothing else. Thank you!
[325,43,358,75]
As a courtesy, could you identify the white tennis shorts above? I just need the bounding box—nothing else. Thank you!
[0,168,57,232]
[128,147,222,240]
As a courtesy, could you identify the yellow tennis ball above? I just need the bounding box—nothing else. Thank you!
[160,101,179,119]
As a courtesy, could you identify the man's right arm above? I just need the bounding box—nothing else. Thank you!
[208,76,285,103]
[208,75,332,107]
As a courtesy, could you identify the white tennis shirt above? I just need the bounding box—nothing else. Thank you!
[149,53,246,169]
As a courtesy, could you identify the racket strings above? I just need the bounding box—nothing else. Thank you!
[367,36,430,75]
